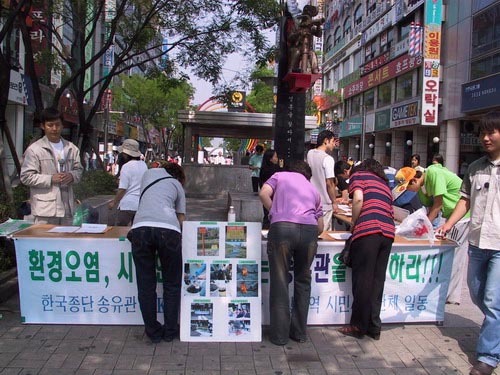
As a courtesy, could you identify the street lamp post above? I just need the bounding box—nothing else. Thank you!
[103,89,112,158]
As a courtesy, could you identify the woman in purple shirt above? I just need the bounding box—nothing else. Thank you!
[259,160,324,345]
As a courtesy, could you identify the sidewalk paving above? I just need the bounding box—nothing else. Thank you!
[0,196,497,375]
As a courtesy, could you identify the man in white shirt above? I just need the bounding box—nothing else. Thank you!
[20,108,83,224]
[437,112,500,375]
[307,130,338,231]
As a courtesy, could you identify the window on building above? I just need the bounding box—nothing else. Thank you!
[380,28,394,53]
[398,19,412,41]
[365,40,375,60]
[355,4,363,25]
[471,51,500,79]
[333,66,340,82]
[334,26,342,45]
[386,27,394,50]
[367,0,376,14]
[378,81,392,107]
[343,59,351,76]
[326,35,333,52]
[396,71,413,101]
[353,50,362,69]
[344,17,352,38]
[364,89,375,111]
[350,95,362,116]
[472,2,500,58]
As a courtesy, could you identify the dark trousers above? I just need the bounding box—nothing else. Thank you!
[252,176,261,192]
[262,207,270,230]
[350,234,393,334]
[127,227,182,340]
[267,222,318,344]
[116,209,136,226]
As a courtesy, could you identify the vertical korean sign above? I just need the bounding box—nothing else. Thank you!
[421,0,442,126]
[29,1,49,83]
[103,0,116,77]
[180,222,262,342]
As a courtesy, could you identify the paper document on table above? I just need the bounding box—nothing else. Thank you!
[74,224,108,234]
[47,226,79,233]
[328,233,352,240]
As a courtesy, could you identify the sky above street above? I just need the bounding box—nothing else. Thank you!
[190,0,310,106]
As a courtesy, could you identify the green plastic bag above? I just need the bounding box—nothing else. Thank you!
[72,204,90,226]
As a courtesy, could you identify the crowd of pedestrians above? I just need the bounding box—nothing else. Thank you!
[17,107,499,375]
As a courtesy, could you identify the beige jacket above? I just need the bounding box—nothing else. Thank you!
[20,136,83,218]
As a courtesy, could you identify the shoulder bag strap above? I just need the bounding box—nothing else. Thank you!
[139,176,173,202]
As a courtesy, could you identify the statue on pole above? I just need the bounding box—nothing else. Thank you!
[287,5,325,74]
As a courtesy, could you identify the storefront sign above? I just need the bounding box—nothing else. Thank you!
[363,8,393,43]
[344,54,422,99]
[461,73,500,112]
[339,116,362,137]
[391,37,409,59]
[361,52,390,75]
[29,3,49,81]
[8,70,28,105]
[375,108,391,131]
[228,91,246,112]
[338,69,361,88]
[420,0,442,126]
[391,100,420,128]
[393,0,405,24]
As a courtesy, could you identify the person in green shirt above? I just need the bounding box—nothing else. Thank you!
[407,163,463,222]
[407,163,469,304]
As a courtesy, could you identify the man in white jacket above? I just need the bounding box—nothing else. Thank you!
[21,108,83,224]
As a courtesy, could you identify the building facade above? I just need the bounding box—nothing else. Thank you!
[318,0,500,172]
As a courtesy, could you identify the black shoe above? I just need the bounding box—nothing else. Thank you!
[270,338,288,346]
[163,334,176,342]
[366,331,380,340]
[149,336,162,344]
[289,336,307,343]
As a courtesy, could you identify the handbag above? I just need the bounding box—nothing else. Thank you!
[139,176,173,202]
[339,236,353,267]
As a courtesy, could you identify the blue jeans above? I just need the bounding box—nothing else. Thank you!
[127,227,182,341]
[267,222,318,344]
[467,245,500,368]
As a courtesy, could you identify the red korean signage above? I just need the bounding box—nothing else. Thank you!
[28,2,49,80]
[343,54,422,99]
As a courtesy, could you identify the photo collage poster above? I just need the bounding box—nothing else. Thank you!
[180,221,262,342]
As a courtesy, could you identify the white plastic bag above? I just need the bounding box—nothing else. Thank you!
[395,207,435,244]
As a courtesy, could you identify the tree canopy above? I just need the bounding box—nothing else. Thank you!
[112,73,193,155]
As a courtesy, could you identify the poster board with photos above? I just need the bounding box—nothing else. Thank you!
[180,221,262,342]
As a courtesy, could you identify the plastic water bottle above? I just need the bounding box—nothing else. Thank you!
[228,206,236,222]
